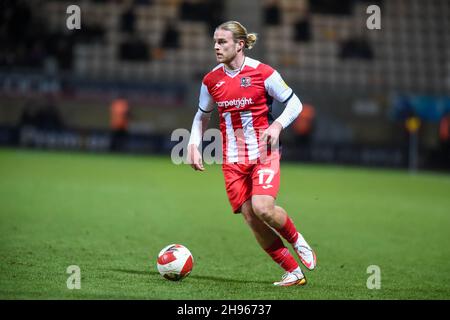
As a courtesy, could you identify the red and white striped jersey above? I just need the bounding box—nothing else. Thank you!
[199,57,293,163]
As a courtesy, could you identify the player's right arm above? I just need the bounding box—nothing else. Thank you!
[187,83,215,171]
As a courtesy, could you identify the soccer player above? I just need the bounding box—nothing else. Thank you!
[187,21,316,286]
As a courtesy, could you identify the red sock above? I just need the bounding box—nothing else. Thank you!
[264,237,299,272]
[275,216,299,244]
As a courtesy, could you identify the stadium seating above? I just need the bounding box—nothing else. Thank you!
[34,0,448,95]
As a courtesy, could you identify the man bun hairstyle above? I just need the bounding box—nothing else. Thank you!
[245,33,258,50]
[217,21,258,50]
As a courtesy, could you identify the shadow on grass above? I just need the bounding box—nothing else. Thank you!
[110,268,269,285]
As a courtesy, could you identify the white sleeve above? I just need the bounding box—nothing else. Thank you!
[188,84,214,146]
[264,70,293,103]
[274,94,303,129]
[265,70,303,129]
[198,83,215,113]
[188,110,212,146]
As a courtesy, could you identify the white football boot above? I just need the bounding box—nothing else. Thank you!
[293,232,317,270]
[273,269,306,287]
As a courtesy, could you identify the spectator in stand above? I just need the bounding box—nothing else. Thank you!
[439,111,450,165]
[264,0,281,26]
[293,12,312,42]
[292,103,315,160]
[119,36,150,61]
[120,3,137,34]
[35,95,64,131]
[339,36,374,60]
[18,100,39,130]
[439,111,450,144]
[180,0,205,21]
[160,21,181,49]
[110,96,130,152]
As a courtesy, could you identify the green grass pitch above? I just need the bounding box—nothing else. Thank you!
[1,148,450,299]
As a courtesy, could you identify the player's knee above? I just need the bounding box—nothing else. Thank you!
[252,201,274,221]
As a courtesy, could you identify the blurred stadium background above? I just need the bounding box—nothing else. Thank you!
[1,0,449,170]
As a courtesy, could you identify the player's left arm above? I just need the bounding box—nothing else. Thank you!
[261,71,303,145]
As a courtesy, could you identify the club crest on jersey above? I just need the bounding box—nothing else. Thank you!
[240,77,251,87]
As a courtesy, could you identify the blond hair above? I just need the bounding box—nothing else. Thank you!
[216,21,258,50]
